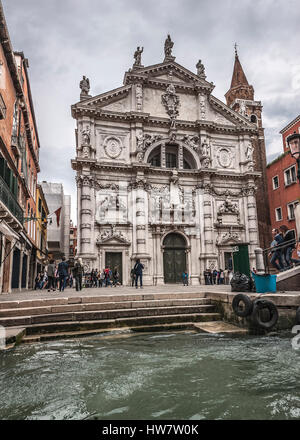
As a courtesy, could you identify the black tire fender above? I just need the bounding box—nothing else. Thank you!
[252,299,278,330]
[232,294,253,317]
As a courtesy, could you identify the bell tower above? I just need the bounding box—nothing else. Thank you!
[225,45,271,249]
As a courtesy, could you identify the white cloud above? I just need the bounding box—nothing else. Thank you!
[2,0,300,222]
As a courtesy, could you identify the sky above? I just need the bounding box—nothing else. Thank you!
[2,0,300,223]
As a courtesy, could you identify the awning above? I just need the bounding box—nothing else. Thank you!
[0,221,20,240]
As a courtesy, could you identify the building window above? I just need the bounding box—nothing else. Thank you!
[284,165,297,186]
[166,152,177,168]
[250,115,257,124]
[287,201,299,221]
[275,207,282,221]
[272,175,279,189]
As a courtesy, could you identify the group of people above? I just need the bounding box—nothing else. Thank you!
[84,266,121,288]
[34,257,80,292]
[270,225,300,271]
[203,268,233,285]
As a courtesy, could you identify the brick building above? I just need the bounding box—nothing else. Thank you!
[0,1,41,293]
[267,115,300,243]
[225,49,271,249]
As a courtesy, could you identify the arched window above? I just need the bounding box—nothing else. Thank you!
[250,115,257,124]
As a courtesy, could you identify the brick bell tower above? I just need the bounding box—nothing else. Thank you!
[225,45,271,249]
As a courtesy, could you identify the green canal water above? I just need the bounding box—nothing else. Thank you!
[0,331,300,420]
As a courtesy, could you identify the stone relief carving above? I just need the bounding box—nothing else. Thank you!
[136,84,143,111]
[181,135,200,153]
[76,175,94,187]
[96,225,131,245]
[216,147,233,168]
[200,140,210,157]
[136,132,163,162]
[199,93,206,119]
[217,196,240,225]
[103,136,122,159]
[161,84,180,128]
[80,76,90,95]
[133,47,143,67]
[216,230,241,245]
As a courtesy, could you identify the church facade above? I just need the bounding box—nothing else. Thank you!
[71,37,269,285]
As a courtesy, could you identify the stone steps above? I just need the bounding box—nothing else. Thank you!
[0,298,211,318]
[0,291,206,310]
[0,304,216,328]
[21,323,196,343]
[21,312,221,336]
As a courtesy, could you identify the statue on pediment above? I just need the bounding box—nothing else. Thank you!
[133,47,143,67]
[80,76,90,95]
[196,60,206,78]
[164,34,175,61]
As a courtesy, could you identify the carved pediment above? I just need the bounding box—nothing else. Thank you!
[96,229,131,246]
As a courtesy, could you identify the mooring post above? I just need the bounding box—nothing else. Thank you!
[254,248,265,274]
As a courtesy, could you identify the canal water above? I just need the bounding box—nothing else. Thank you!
[0,331,300,420]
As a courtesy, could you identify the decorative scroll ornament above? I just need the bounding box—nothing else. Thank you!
[162,84,180,128]
[104,136,122,159]
[199,92,206,119]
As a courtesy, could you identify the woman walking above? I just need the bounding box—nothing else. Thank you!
[47,259,56,292]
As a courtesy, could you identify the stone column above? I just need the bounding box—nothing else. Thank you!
[80,175,92,255]
[178,143,183,169]
[135,185,147,256]
[156,227,164,285]
[161,143,166,168]
[189,235,200,285]
[247,182,259,268]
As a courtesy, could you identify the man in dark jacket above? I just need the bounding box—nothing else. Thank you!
[134,259,144,289]
[58,257,69,292]
[279,225,300,268]
[73,257,83,291]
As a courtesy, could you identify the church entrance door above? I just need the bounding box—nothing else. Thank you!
[163,233,186,283]
[105,252,123,284]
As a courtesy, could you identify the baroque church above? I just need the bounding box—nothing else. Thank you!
[71,36,270,285]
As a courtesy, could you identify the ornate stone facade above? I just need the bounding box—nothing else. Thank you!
[71,37,264,285]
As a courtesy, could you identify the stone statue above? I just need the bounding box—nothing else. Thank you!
[196,60,206,78]
[201,140,210,157]
[133,47,143,67]
[80,76,90,95]
[246,143,254,161]
[162,83,180,127]
[164,34,175,61]
[81,126,91,145]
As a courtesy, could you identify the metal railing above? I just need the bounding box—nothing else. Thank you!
[262,237,300,274]
[0,174,24,224]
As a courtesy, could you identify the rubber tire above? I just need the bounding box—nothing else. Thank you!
[232,294,253,318]
[295,306,300,324]
[252,299,278,330]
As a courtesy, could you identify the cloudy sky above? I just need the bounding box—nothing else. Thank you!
[2,0,300,222]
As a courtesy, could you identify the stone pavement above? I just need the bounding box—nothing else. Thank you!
[0,284,232,302]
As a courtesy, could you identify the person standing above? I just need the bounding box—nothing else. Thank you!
[58,257,69,292]
[47,259,56,292]
[73,258,83,292]
[112,266,120,287]
[212,269,218,284]
[219,269,225,285]
[224,268,229,285]
[182,270,188,286]
[134,259,144,289]
[130,268,136,287]
[269,228,285,271]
